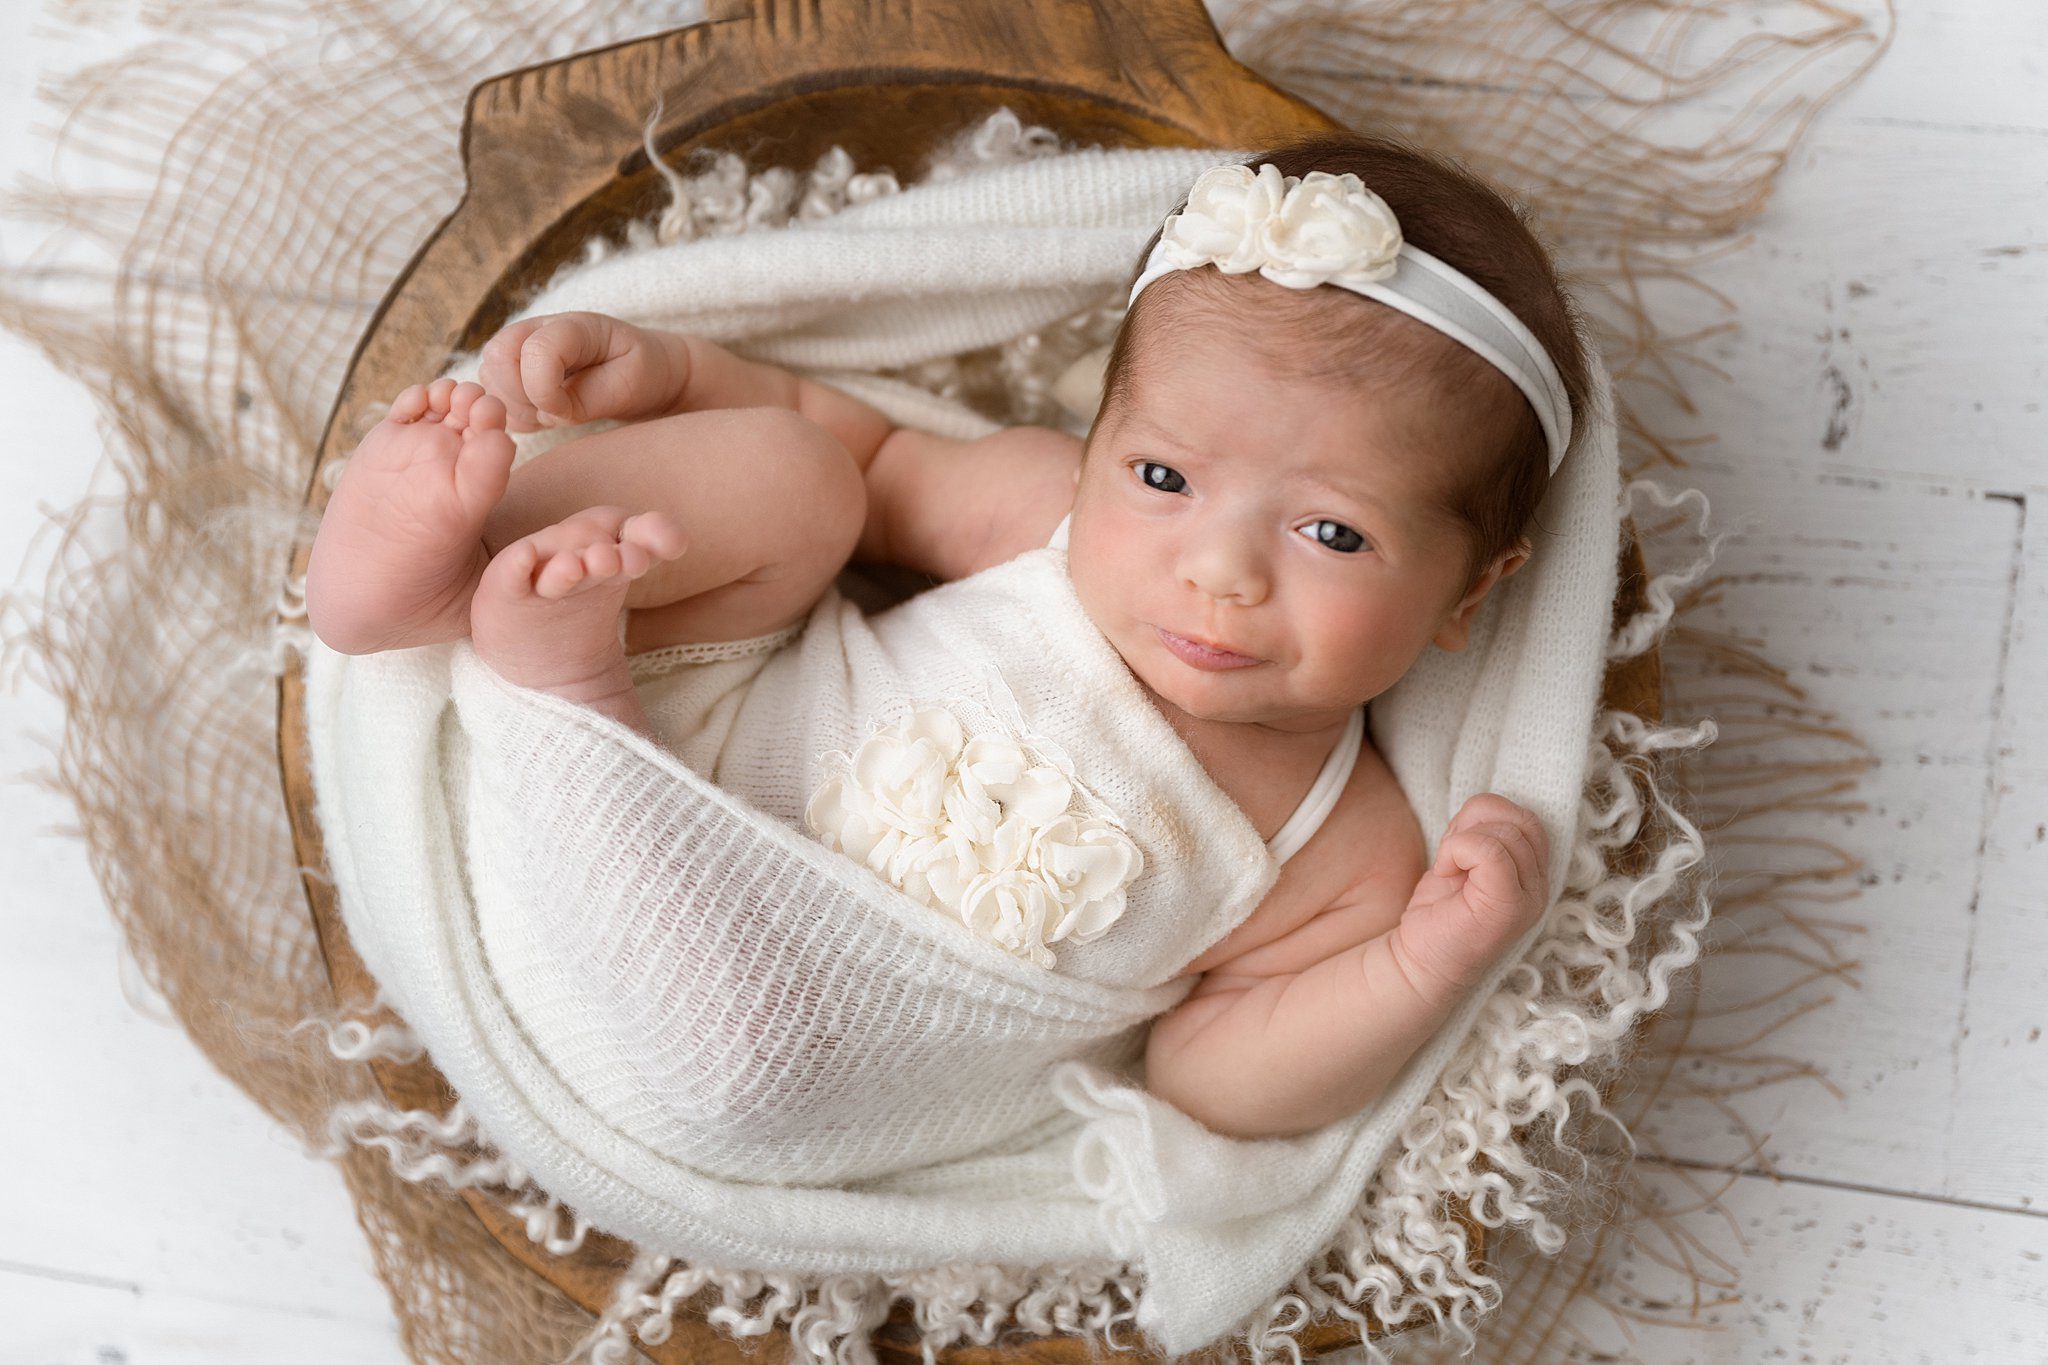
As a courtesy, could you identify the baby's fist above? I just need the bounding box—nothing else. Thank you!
[1391,794,1550,1000]
[477,311,666,432]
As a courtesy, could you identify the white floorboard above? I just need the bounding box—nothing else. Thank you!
[0,10,410,1363]
[1570,1164,2048,1363]
[1612,17,2048,1214]
[0,1270,402,1365]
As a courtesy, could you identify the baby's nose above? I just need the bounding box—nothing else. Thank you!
[1179,538,1269,606]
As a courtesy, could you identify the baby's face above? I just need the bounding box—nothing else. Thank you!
[1068,322,1493,734]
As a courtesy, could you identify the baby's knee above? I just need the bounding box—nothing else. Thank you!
[744,407,867,560]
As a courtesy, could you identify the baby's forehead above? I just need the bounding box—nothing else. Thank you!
[1134,274,1496,416]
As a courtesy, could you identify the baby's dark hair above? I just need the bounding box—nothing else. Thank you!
[1092,131,1595,597]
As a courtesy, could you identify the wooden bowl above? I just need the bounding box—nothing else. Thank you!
[276,1,1662,1358]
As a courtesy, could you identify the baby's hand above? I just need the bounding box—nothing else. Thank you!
[477,311,674,432]
[1389,793,1550,1000]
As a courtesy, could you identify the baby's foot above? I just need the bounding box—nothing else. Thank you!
[305,378,515,654]
[468,506,688,732]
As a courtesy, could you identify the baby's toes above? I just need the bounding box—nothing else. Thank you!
[614,540,652,578]
[532,548,590,599]
[480,538,545,601]
[447,380,487,429]
[467,392,508,432]
[575,538,626,585]
[619,510,689,561]
[424,377,458,419]
[388,384,429,423]
[453,422,515,519]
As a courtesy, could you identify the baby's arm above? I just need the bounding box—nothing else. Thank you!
[480,314,1078,582]
[1143,795,1551,1140]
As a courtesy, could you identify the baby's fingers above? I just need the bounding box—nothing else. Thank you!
[1432,829,1504,885]
[1433,824,1542,911]
[479,318,548,431]
[516,317,587,424]
[1488,819,1547,896]
[1444,797,1547,881]
[521,314,645,428]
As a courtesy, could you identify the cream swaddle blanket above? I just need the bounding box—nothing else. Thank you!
[302,143,1621,1354]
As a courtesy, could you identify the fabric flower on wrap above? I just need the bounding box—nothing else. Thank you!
[805,705,1144,968]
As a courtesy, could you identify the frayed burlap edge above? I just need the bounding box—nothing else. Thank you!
[0,1,1893,1360]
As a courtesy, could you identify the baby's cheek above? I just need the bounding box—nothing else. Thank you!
[1300,617,1382,690]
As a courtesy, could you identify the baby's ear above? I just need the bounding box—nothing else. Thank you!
[1433,541,1532,652]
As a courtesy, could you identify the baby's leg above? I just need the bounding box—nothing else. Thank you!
[479,405,867,653]
[468,405,865,731]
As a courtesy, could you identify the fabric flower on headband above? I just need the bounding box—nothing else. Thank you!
[805,705,1145,969]
[1156,162,1404,292]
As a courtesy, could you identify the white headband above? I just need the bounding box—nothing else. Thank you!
[1127,161,1572,475]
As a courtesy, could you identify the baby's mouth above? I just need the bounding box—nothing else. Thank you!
[1155,626,1263,671]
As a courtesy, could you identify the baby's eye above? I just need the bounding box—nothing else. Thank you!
[1300,519,1369,554]
[1133,461,1188,495]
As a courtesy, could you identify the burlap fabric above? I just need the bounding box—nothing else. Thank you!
[0,0,1893,1359]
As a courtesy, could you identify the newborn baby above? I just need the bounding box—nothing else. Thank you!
[305,132,1584,1142]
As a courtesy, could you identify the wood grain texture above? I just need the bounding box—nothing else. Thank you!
[269,0,1657,1359]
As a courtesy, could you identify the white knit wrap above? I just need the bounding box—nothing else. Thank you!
[302,144,1621,1354]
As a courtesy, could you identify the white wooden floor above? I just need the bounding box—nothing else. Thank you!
[1,3,2043,1362]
